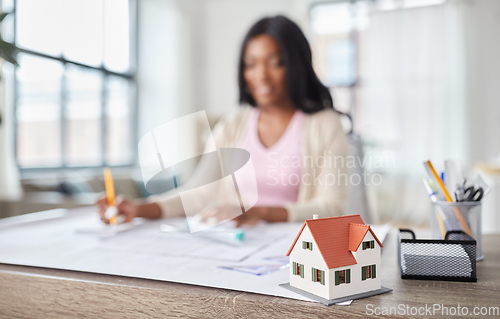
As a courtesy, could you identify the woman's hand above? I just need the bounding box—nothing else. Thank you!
[200,204,242,225]
[233,207,265,226]
[234,207,288,226]
[96,195,139,224]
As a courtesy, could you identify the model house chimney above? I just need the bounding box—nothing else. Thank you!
[313,214,319,219]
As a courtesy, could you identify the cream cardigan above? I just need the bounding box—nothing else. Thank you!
[149,106,350,222]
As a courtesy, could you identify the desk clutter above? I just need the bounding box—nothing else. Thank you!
[398,229,477,282]
[399,159,490,283]
[423,160,490,260]
[0,208,325,303]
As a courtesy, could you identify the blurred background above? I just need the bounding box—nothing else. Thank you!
[0,0,499,231]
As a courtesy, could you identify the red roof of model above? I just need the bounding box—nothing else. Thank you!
[286,214,383,269]
[349,223,383,251]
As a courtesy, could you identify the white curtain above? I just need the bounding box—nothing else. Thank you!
[0,62,23,203]
[358,0,470,224]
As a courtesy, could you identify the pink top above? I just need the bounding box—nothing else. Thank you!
[236,108,304,207]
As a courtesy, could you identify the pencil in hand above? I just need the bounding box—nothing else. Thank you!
[103,167,118,225]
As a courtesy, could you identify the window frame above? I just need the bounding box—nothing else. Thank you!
[292,261,304,278]
[335,269,351,285]
[10,0,139,171]
[362,264,376,280]
[362,240,375,250]
[303,240,313,250]
[366,264,371,279]
[309,0,360,134]
[339,269,345,284]
[312,267,325,285]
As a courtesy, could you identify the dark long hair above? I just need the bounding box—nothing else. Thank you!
[238,15,335,114]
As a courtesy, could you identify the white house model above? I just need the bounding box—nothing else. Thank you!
[286,214,383,300]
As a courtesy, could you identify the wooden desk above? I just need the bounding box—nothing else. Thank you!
[1,230,499,318]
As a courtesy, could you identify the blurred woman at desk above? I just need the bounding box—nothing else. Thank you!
[97,15,349,225]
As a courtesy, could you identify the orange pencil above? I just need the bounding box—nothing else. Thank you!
[103,167,118,225]
[425,160,473,238]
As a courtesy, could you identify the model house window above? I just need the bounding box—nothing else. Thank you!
[362,240,375,250]
[311,267,325,285]
[292,262,304,278]
[11,0,137,168]
[302,241,313,250]
[335,269,351,285]
[362,264,376,281]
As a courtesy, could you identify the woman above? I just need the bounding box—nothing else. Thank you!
[97,15,349,225]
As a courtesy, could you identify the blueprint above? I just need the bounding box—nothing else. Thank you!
[0,207,390,303]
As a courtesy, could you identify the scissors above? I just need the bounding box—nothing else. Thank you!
[455,179,483,202]
[463,186,483,202]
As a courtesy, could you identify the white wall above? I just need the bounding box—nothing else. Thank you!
[0,63,23,201]
[464,0,500,163]
[195,0,291,116]
[138,0,199,138]
[289,225,330,299]
[330,230,381,299]
[464,0,500,234]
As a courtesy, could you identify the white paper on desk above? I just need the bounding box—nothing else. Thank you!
[75,218,145,236]
[98,220,283,262]
[0,209,313,303]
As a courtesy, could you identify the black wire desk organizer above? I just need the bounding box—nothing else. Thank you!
[398,229,477,282]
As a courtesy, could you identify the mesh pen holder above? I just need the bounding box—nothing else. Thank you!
[430,201,483,260]
[398,229,477,282]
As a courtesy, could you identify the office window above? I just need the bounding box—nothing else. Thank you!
[10,0,137,168]
[310,1,369,133]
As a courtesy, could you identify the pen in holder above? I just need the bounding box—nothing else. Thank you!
[430,201,483,260]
